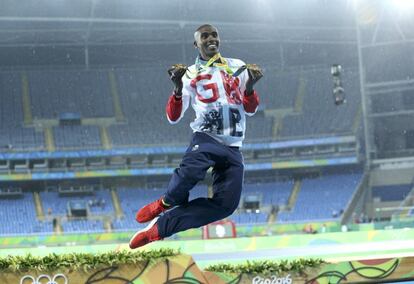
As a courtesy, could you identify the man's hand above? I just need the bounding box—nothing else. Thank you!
[168,64,187,96]
[245,64,263,95]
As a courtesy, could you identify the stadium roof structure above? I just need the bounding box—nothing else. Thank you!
[0,0,412,48]
[0,0,359,48]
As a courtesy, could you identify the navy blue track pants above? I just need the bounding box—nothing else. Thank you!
[156,132,244,238]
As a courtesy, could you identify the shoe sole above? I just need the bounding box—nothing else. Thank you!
[129,217,159,248]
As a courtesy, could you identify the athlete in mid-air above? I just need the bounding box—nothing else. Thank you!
[130,24,263,249]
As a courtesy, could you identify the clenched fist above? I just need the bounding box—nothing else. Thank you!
[245,64,263,95]
[168,64,187,96]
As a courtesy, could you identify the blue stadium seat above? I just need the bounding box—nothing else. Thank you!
[278,173,362,222]
[40,188,114,216]
[372,184,412,202]
[0,192,53,235]
[28,70,114,118]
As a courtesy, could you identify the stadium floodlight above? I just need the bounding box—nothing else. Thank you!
[390,0,414,12]
[349,0,359,10]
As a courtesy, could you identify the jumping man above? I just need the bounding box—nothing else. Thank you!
[129,24,263,249]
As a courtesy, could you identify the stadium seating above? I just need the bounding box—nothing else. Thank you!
[38,188,113,233]
[0,72,24,128]
[244,114,274,142]
[114,181,293,229]
[372,184,413,202]
[61,219,105,233]
[278,173,362,222]
[27,70,114,119]
[53,125,102,149]
[363,45,414,83]
[0,66,362,150]
[242,180,294,206]
[280,68,360,137]
[254,68,300,110]
[0,173,364,236]
[230,211,268,224]
[0,192,53,235]
[227,180,294,224]
[0,128,44,151]
[40,188,114,216]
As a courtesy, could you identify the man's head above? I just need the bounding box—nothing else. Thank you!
[194,24,220,60]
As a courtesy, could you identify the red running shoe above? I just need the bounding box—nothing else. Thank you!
[136,197,170,223]
[129,217,161,249]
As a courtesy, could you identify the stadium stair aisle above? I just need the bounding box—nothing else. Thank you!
[352,105,362,133]
[21,72,33,125]
[104,219,112,233]
[268,210,276,223]
[287,180,302,210]
[33,192,44,220]
[397,187,414,218]
[272,112,283,139]
[108,70,125,122]
[44,127,55,152]
[294,70,307,113]
[265,108,292,139]
[111,188,124,218]
[99,125,111,149]
[54,218,62,234]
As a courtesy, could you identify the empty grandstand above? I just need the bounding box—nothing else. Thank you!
[0,0,413,249]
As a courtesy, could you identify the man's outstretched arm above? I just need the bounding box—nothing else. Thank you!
[243,64,263,115]
[166,64,188,123]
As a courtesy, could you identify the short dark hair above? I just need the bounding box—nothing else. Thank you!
[194,24,218,41]
[195,24,216,32]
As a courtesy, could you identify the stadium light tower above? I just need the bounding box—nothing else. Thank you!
[354,2,372,168]
[355,0,414,164]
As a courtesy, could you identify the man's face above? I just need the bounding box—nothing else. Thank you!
[194,26,220,60]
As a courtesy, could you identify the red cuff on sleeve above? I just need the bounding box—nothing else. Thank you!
[243,90,259,113]
[166,93,183,121]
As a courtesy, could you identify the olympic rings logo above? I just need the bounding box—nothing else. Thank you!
[20,274,68,284]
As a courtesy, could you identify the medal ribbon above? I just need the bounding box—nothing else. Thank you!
[195,53,234,75]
